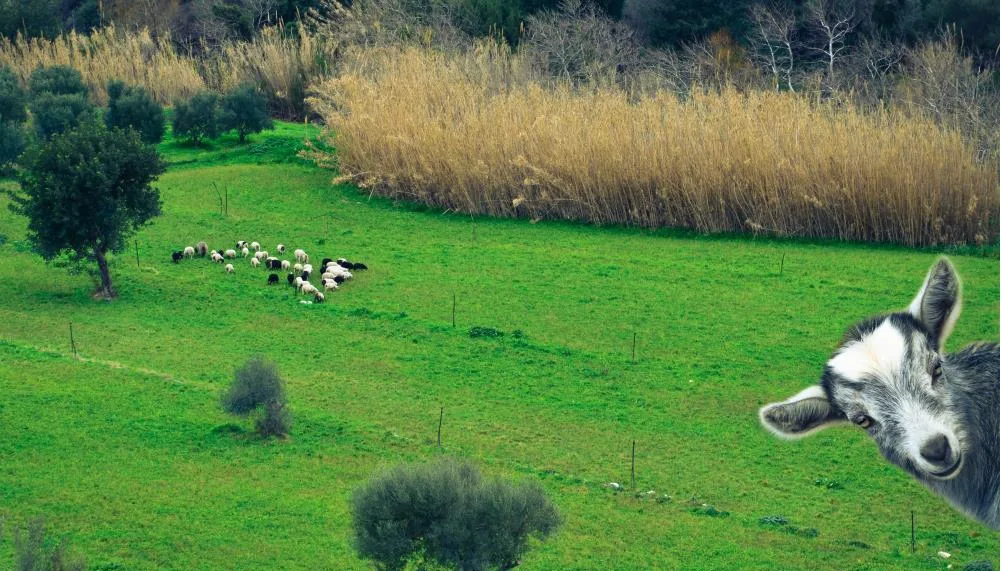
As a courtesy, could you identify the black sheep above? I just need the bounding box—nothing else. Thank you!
[286,273,295,285]
[336,259,352,269]
[321,258,333,267]
[171,251,183,263]
[267,273,280,285]
[268,259,281,270]
[353,262,368,270]
[333,275,345,284]
[301,270,310,281]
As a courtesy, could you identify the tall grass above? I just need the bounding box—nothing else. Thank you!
[308,47,998,246]
[204,23,336,118]
[0,26,204,105]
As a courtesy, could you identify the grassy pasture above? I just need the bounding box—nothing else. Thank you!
[0,122,997,570]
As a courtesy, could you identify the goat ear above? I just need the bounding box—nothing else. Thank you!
[759,385,846,439]
[908,257,962,348]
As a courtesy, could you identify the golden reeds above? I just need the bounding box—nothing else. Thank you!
[308,47,998,246]
[0,26,204,105]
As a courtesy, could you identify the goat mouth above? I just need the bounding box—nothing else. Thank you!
[928,456,963,479]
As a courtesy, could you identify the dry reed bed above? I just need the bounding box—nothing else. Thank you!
[309,48,998,246]
[0,26,204,105]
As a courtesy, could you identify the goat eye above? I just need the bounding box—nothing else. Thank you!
[931,360,943,384]
[854,415,873,429]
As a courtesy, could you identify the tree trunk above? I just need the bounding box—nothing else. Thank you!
[94,245,115,299]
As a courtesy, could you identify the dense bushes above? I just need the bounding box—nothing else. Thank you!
[219,83,273,142]
[351,458,561,570]
[173,85,274,144]
[28,66,95,140]
[106,81,165,144]
[172,91,220,145]
[0,66,26,168]
[221,356,291,437]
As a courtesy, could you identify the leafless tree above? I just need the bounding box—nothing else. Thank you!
[805,0,857,83]
[748,2,797,92]
[521,0,643,87]
[244,0,280,28]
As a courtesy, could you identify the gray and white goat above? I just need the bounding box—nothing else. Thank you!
[759,258,999,529]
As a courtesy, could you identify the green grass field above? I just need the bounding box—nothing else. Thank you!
[0,122,997,570]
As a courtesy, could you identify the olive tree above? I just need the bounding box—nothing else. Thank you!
[9,120,164,299]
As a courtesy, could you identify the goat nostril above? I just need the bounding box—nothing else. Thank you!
[920,434,951,464]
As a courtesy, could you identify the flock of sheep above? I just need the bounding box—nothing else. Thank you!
[171,240,367,303]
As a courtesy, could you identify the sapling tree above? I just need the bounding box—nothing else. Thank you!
[219,83,274,143]
[9,119,164,299]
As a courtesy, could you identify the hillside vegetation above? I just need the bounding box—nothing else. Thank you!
[0,122,997,569]
[309,46,997,247]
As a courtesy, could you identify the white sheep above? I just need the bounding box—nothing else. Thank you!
[314,292,325,303]
[302,264,313,274]
[241,247,250,257]
[293,263,303,273]
[251,257,260,268]
[183,246,195,258]
[225,263,234,273]
[211,252,224,263]
[294,276,303,289]
[225,249,237,258]
[254,251,268,261]
[321,272,335,282]
[323,279,339,291]
[281,260,291,271]
[277,244,286,254]
[237,240,247,249]
[294,249,308,263]
[251,241,261,251]
[300,282,318,295]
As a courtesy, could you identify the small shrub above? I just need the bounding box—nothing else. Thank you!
[690,504,730,518]
[172,91,220,144]
[0,66,27,123]
[351,458,561,571]
[218,83,273,143]
[29,93,95,139]
[12,518,87,571]
[106,81,165,144]
[758,514,788,526]
[0,119,25,170]
[221,355,290,437]
[965,561,995,571]
[28,65,88,97]
[468,326,503,338]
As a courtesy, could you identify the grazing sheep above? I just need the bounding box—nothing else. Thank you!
[321,258,333,267]
[225,263,234,273]
[251,241,261,251]
[294,277,303,289]
[183,246,195,258]
[333,275,346,284]
[172,251,184,263]
[353,263,368,270]
[225,249,237,258]
[300,282,318,295]
[267,258,282,270]
[321,272,335,282]
[254,251,268,261]
[251,257,260,268]
[267,273,280,285]
[281,260,291,271]
[196,241,208,257]
[294,249,308,263]
[759,258,1000,530]
[286,273,295,285]
[241,247,250,257]
[323,279,339,291]
[277,244,286,254]
[336,258,351,269]
[212,253,225,263]
[302,264,313,274]
[236,240,247,249]
[314,292,325,303]
[293,263,303,273]
[301,271,310,282]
